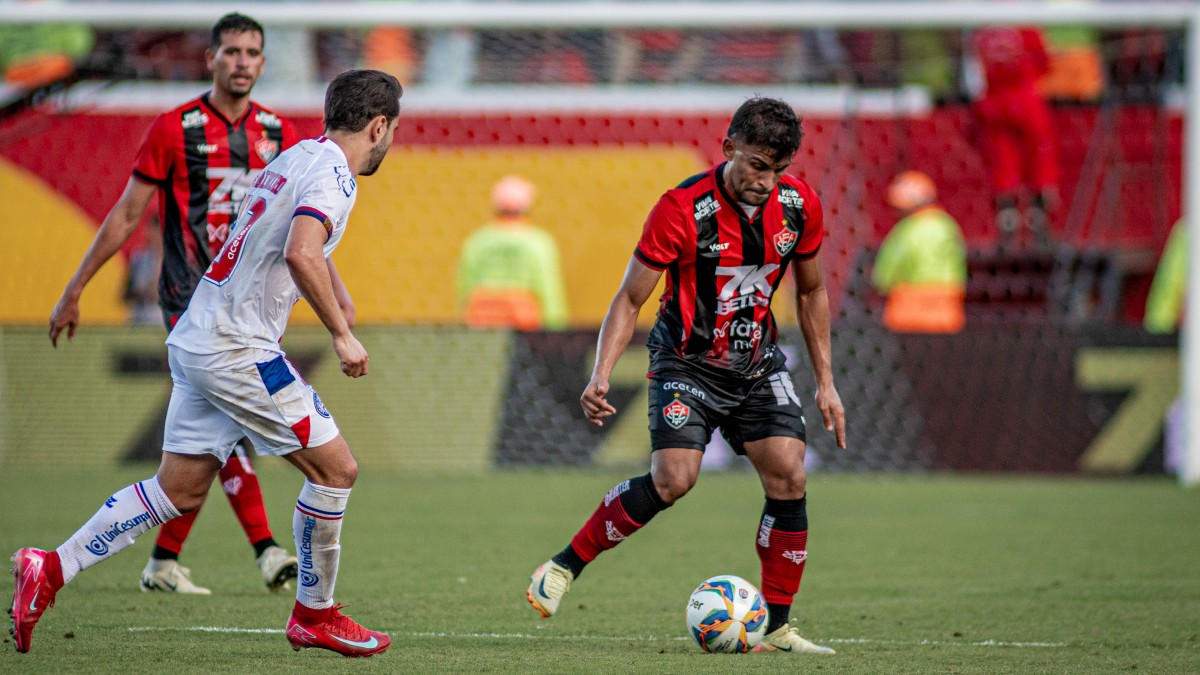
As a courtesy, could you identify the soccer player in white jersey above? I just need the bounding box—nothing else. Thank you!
[9,69,403,658]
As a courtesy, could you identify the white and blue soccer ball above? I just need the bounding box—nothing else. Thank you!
[684,574,768,653]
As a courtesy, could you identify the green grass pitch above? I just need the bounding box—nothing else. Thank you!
[1,464,1198,674]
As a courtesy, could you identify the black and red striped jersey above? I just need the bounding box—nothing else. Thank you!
[635,162,824,378]
[132,93,299,315]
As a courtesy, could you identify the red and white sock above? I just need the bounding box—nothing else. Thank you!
[219,444,273,546]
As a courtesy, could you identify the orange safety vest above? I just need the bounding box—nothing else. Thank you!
[882,283,965,334]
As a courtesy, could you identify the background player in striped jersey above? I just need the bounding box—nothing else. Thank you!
[527,97,847,655]
[14,68,404,657]
[46,13,342,596]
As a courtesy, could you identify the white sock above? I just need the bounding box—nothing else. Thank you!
[294,480,350,610]
[55,477,181,584]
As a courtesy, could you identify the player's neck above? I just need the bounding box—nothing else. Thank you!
[323,131,364,176]
[207,89,252,124]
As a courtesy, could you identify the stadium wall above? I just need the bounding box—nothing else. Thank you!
[0,104,1181,327]
[0,325,1177,474]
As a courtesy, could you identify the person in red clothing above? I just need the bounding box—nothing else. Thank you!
[971,26,1060,249]
[525,97,846,655]
[47,13,339,596]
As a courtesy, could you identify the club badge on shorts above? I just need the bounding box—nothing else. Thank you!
[662,394,691,429]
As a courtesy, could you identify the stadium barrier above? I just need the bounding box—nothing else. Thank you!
[0,324,1176,474]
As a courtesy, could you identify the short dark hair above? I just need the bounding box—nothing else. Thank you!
[211,13,265,50]
[727,97,803,162]
[323,69,404,133]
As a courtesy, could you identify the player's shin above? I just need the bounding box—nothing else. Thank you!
[220,444,274,547]
[55,477,182,584]
[293,480,349,610]
[562,474,670,575]
[755,496,809,633]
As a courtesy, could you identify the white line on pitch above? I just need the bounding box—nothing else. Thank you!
[128,626,1068,648]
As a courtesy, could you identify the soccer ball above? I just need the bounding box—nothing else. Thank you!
[685,574,768,653]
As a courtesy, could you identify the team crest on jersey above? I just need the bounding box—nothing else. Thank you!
[255,134,279,163]
[181,109,209,129]
[774,219,798,255]
[333,165,356,197]
[662,395,691,429]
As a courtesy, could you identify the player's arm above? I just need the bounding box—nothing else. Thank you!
[49,177,157,347]
[792,252,846,448]
[581,256,662,426]
[326,258,356,329]
[285,215,367,378]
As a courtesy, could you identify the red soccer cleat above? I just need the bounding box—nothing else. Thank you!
[285,602,390,658]
[9,548,58,654]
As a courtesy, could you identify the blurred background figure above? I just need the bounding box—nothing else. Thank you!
[872,171,967,334]
[1144,217,1185,335]
[123,218,162,326]
[969,24,1060,250]
[457,175,569,331]
[1039,1,1105,103]
[0,0,93,90]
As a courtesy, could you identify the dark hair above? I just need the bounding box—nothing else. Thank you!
[727,97,803,162]
[211,13,265,50]
[323,70,404,133]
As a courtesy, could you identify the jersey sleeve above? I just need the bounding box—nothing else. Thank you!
[795,183,824,260]
[131,113,177,185]
[634,192,686,271]
[294,161,357,243]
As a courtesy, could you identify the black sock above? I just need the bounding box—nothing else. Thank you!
[620,473,669,523]
[551,474,670,579]
[252,537,278,559]
[152,546,179,561]
[552,545,589,579]
[767,603,791,634]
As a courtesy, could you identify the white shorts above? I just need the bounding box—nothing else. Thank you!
[164,345,340,461]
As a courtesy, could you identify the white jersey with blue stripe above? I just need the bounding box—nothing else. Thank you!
[168,137,357,355]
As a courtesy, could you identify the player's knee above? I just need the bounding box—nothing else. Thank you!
[651,470,696,505]
[309,456,358,489]
[164,486,208,514]
[766,468,807,499]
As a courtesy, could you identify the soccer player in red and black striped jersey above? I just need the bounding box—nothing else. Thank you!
[527,98,847,655]
[47,13,346,597]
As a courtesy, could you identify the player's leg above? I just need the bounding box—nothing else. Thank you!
[10,352,240,653]
[735,370,833,655]
[280,434,389,657]
[143,311,217,594]
[742,436,832,655]
[527,448,699,618]
[210,351,386,657]
[528,372,716,618]
[217,440,298,592]
[10,452,220,653]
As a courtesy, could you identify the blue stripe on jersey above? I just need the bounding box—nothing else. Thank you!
[256,355,296,396]
[294,206,328,222]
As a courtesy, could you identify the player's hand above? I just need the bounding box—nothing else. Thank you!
[816,384,846,449]
[48,295,81,347]
[580,375,617,426]
[333,332,368,378]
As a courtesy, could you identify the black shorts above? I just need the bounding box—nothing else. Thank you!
[647,362,807,454]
